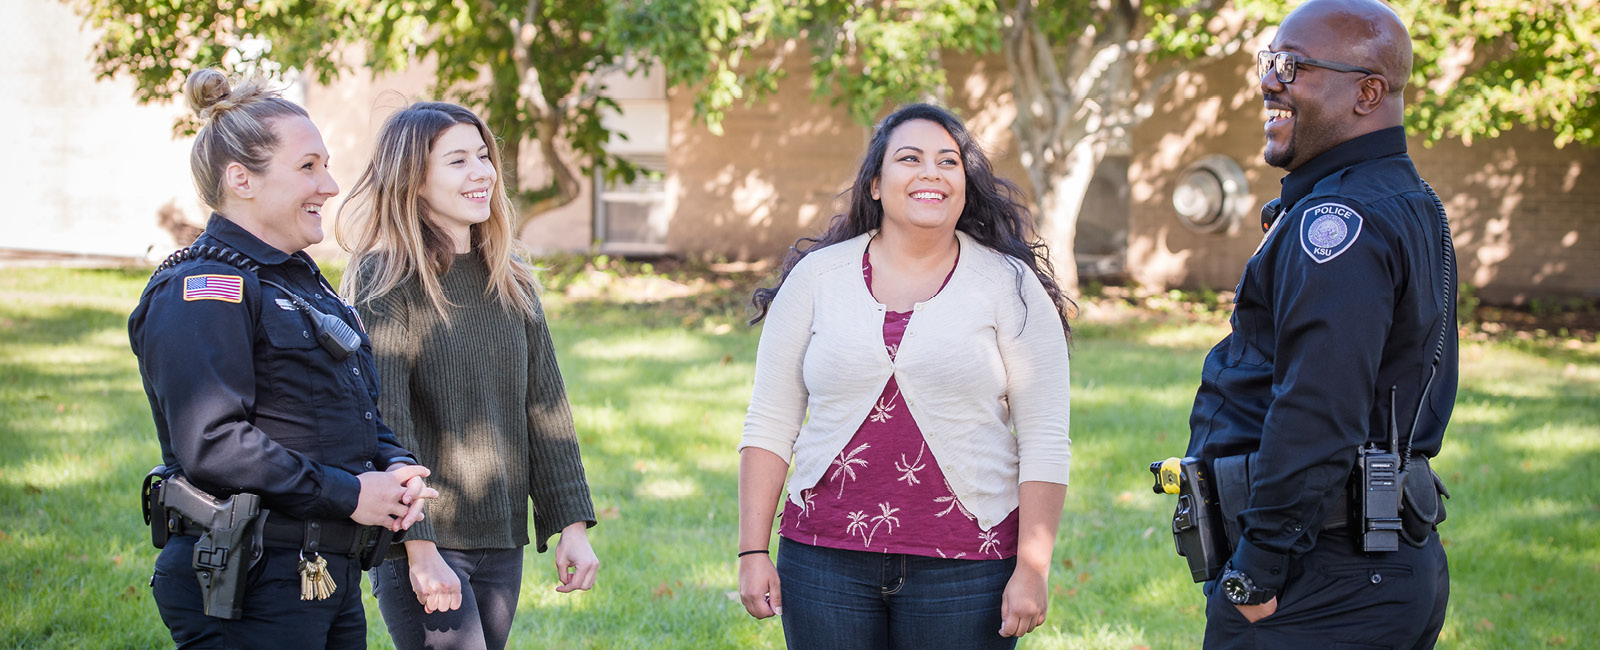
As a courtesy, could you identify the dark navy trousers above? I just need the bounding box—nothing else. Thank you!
[1203,528,1449,650]
[152,534,367,649]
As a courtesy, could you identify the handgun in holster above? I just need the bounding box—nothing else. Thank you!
[146,467,266,620]
[1150,457,1228,582]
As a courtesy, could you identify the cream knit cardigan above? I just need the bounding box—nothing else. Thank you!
[740,230,1071,531]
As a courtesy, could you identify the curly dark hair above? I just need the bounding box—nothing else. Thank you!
[749,103,1073,341]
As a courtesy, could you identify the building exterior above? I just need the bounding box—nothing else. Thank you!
[8,1,1594,302]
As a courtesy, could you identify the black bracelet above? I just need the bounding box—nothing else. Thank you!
[738,549,770,558]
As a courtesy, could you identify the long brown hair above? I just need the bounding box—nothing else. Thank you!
[750,103,1073,340]
[338,102,540,320]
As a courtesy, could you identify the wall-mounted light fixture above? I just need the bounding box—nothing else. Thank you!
[1172,155,1251,235]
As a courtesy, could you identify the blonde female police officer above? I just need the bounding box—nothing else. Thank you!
[131,69,437,648]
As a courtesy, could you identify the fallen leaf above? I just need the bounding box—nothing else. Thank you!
[1077,571,1091,583]
[1116,491,1135,504]
[1133,645,1151,650]
[0,530,9,541]
[1060,557,1074,570]
[1475,618,1494,631]
[654,582,674,599]
[1066,588,1078,597]
[1142,526,1156,540]
[599,506,621,520]
[1548,635,1568,646]
[721,353,734,365]
[725,590,740,602]
[113,555,122,566]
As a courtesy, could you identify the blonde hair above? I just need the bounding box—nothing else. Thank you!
[338,102,540,321]
[183,68,309,210]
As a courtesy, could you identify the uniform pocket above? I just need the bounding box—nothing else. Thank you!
[260,305,318,350]
[257,305,320,415]
[1321,563,1413,583]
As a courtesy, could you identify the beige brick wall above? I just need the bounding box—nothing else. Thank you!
[664,52,1027,262]
[18,9,1595,301]
[1128,50,1600,302]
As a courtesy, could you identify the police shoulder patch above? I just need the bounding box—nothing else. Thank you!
[1299,202,1363,264]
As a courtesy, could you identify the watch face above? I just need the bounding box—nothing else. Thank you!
[1222,576,1249,604]
[1221,571,1255,604]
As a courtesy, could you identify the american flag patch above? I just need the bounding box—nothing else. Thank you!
[183,274,244,303]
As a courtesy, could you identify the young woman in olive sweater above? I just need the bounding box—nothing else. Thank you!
[339,102,598,650]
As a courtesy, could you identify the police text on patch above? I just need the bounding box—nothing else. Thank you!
[1299,203,1363,264]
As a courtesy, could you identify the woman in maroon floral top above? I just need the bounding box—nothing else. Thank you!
[738,103,1075,649]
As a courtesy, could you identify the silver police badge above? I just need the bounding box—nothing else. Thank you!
[1300,202,1363,264]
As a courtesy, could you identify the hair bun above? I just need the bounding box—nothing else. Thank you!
[184,68,235,121]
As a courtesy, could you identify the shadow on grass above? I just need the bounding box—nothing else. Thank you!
[0,303,130,354]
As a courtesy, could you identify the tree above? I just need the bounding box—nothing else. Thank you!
[620,0,1597,293]
[77,0,1597,276]
[618,0,1279,292]
[1400,0,1599,148]
[74,0,637,218]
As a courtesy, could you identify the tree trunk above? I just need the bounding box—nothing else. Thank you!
[508,0,583,228]
[519,110,583,221]
[1035,138,1103,295]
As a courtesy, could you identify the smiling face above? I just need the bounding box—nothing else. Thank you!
[227,115,339,254]
[1261,9,1355,171]
[871,119,967,236]
[420,123,495,253]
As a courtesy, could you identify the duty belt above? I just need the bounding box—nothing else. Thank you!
[1213,454,1435,536]
[172,511,375,557]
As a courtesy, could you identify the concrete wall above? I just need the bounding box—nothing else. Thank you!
[1128,48,1600,302]
[1,1,195,260]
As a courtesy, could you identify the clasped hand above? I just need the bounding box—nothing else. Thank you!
[352,464,438,531]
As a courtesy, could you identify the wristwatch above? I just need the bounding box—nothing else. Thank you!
[1220,568,1277,606]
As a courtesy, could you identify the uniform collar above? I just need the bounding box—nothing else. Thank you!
[1280,126,1408,209]
[201,212,296,266]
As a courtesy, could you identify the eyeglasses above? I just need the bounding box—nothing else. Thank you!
[1256,50,1376,84]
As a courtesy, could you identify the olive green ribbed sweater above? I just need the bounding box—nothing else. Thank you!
[361,252,594,554]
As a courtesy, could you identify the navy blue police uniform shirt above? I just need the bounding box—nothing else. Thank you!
[1186,126,1458,593]
[129,213,414,522]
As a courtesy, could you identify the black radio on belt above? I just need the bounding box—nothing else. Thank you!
[1353,388,1405,552]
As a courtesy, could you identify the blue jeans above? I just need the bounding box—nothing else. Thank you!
[152,535,367,649]
[776,538,1018,650]
[370,547,525,650]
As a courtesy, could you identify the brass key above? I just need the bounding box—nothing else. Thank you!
[298,552,337,601]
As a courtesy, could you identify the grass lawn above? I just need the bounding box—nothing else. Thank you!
[1,263,1595,649]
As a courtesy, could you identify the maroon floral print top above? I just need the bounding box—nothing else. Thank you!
[779,249,1020,559]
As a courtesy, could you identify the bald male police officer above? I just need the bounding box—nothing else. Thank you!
[1183,0,1456,647]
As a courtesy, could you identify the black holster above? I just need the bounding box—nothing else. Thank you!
[153,475,266,620]
[1152,457,1228,582]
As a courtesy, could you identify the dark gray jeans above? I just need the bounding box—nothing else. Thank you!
[371,547,525,650]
